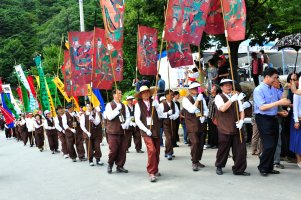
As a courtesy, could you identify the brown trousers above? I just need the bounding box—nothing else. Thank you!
[35,132,44,149]
[251,122,263,154]
[85,137,102,162]
[126,126,142,151]
[58,132,68,155]
[107,134,127,167]
[24,130,35,146]
[215,133,247,173]
[46,130,59,151]
[143,136,160,174]
[163,120,176,155]
[189,131,205,164]
[65,130,85,159]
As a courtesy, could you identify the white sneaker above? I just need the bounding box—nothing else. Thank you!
[89,162,95,166]
[203,145,207,150]
[297,162,301,168]
[97,160,104,166]
[64,154,69,159]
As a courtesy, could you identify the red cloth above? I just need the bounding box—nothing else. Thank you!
[16,87,23,103]
[143,136,160,175]
[252,59,259,74]
[26,76,37,98]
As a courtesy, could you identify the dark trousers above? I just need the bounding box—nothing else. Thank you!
[215,133,247,173]
[35,132,44,149]
[252,74,260,86]
[281,115,295,158]
[143,136,160,175]
[58,132,68,155]
[107,134,127,167]
[126,126,142,151]
[255,114,279,172]
[189,131,205,164]
[66,131,85,159]
[46,131,59,151]
[173,119,180,145]
[24,130,35,146]
[208,118,218,147]
[5,128,11,138]
[85,137,102,162]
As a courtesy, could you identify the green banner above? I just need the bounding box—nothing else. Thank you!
[34,56,50,112]
[21,83,30,112]
[46,77,62,107]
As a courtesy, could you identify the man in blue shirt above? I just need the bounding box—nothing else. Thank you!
[253,68,291,176]
[158,74,165,98]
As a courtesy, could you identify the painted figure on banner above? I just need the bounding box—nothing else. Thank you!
[165,0,211,46]
[167,42,193,68]
[137,26,158,76]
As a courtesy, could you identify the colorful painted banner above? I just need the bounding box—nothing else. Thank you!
[167,42,193,68]
[164,0,211,46]
[137,25,158,75]
[92,28,114,89]
[62,51,73,96]
[2,84,22,114]
[53,77,72,103]
[1,93,19,119]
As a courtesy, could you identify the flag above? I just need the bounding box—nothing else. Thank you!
[72,96,80,112]
[53,77,72,103]
[0,77,3,93]
[1,93,19,119]
[137,25,158,75]
[92,89,105,113]
[100,0,125,81]
[14,64,38,111]
[16,87,23,103]
[21,84,30,112]
[87,85,100,107]
[46,77,62,107]
[167,41,193,68]
[2,84,22,115]
[45,78,56,117]
[204,0,224,35]
[26,76,37,99]
[0,106,15,127]
[164,0,211,46]
[62,51,73,96]
[92,28,114,90]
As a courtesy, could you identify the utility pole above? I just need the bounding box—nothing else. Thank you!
[79,0,85,32]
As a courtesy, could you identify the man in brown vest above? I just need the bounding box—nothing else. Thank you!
[44,110,60,154]
[33,114,44,152]
[62,103,87,162]
[55,106,69,158]
[214,78,250,176]
[158,90,179,160]
[105,89,130,174]
[125,95,143,153]
[80,103,104,166]
[135,86,161,182]
[182,82,209,171]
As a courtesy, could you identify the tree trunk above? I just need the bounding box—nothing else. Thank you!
[229,41,242,82]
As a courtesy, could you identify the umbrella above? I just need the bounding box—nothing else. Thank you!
[272,33,301,72]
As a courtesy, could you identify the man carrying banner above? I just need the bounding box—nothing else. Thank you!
[25,112,35,147]
[182,82,209,171]
[33,114,44,152]
[135,86,162,182]
[55,106,69,159]
[63,103,87,162]
[80,103,104,166]
[125,96,144,154]
[44,110,60,154]
[105,89,130,174]
[158,90,179,160]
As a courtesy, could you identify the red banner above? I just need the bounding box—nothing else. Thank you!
[0,106,15,125]
[167,42,193,68]
[137,25,158,75]
[205,0,246,41]
[26,76,37,99]
[92,28,114,90]
[16,87,23,103]
[164,0,211,46]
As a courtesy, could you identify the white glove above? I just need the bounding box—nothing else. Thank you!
[71,128,76,134]
[86,131,91,138]
[230,93,238,102]
[169,115,173,120]
[199,116,205,124]
[62,130,65,134]
[116,103,122,111]
[167,110,173,115]
[89,115,94,121]
[131,122,136,127]
[236,120,244,130]
[152,100,159,107]
[121,123,128,130]
[95,106,100,112]
[197,94,203,101]
[146,129,152,136]
[238,93,246,101]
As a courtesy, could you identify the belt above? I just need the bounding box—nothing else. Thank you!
[255,113,277,119]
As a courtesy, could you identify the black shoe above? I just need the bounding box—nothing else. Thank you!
[192,164,199,171]
[72,158,77,162]
[259,170,268,176]
[269,170,280,174]
[79,157,87,161]
[173,144,179,147]
[52,151,55,154]
[233,172,251,176]
[116,166,129,173]
[136,150,144,153]
[55,150,60,153]
[197,162,205,168]
[107,165,113,174]
[216,167,223,175]
[274,163,285,169]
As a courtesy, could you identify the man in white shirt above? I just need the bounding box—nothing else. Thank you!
[44,110,59,154]
[182,82,209,171]
[214,78,249,176]
[55,106,69,158]
[25,112,35,147]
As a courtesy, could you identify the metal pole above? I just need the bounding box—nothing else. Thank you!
[79,0,85,32]
[281,49,285,75]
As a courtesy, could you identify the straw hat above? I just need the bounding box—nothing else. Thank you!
[134,86,158,99]
[126,95,135,101]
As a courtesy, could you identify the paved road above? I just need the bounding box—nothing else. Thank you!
[0,132,300,200]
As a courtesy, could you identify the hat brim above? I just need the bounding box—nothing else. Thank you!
[219,81,233,86]
[134,86,158,99]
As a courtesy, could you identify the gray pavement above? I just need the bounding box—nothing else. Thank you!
[0,132,300,200]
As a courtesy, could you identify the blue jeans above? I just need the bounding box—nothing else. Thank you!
[160,128,164,146]
[181,121,187,143]
[274,124,282,164]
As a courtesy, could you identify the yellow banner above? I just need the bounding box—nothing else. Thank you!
[71,97,80,112]
[87,85,100,107]
[53,77,72,102]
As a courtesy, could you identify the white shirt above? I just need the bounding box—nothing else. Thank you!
[44,117,56,130]
[80,111,101,134]
[293,94,301,123]
[33,119,43,129]
[20,118,26,126]
[25,117,35,132]
[134,100,160,133]
[105,101,130,123]
[215,93,243,112]
[54,115,64,132]
[62,111,79,130]
[182,96,209,117]
[158,101,179,119]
